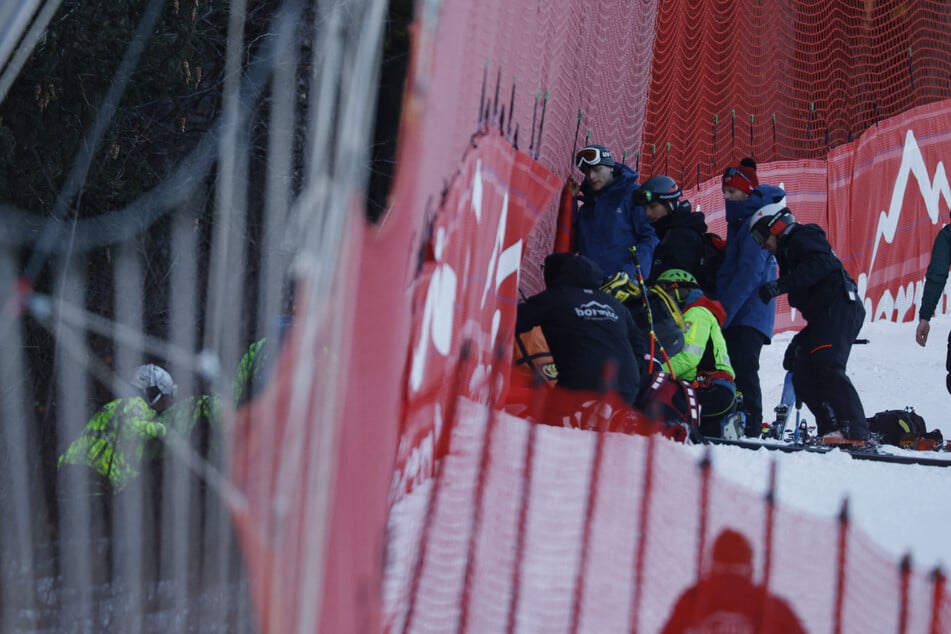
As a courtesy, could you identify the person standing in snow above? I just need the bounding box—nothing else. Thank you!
[717,160,780,437]
[652,269,736,437]
[516,252,648,407]
[914,215,951,394]
[572,144,658,279]
[660,529,806,634]
[634,175,709,287]
[752,200,869,440]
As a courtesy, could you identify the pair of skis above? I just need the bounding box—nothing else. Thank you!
[704,372,951,468]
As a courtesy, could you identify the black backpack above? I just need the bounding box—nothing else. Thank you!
[866,408,930,446]
[700,232,726,298]
[623,286,686,359]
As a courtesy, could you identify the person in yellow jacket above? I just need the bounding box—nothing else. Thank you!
[58,339,268,493]
[653,269,738,438]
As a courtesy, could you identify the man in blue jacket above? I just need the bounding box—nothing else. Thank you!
[717,170,781,437]
[573,144,658,279]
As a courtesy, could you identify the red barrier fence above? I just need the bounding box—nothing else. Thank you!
[384,108,951,631]
[230,0,951,630]
[383,396,951,633]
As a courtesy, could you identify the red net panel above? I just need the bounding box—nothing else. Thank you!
[641,0,951,188]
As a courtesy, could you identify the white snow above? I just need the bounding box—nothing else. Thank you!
[685,318,951,571]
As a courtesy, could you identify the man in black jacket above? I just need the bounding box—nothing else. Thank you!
[517,252,648,406]
[634,175,708,287]
[751,202,869,441]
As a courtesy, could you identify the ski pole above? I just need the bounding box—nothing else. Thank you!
[629,246,675,377]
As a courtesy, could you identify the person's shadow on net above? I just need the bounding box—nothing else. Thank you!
[660,528,806,634]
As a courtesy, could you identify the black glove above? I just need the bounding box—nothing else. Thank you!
[758,281,782,303]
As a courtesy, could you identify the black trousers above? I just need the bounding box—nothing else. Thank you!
[724,325,768,434]
[788,299,867,438]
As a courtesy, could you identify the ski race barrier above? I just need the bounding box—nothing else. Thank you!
[229,0,951,630]
[383,107,951,630]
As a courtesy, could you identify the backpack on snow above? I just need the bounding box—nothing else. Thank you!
[866,408,936,447]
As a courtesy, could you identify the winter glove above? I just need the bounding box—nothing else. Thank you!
[758,281,782,304]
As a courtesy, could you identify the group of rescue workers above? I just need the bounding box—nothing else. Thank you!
[516,143,872,442]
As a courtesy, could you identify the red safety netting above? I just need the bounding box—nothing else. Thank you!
[229,0,951,631]
[383,399,951,633]
[640,0,951,188]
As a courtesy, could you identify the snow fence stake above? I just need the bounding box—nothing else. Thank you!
[458,343,507,634]
[898,553,912,634]
[402,339,473,634]
[833,497,850,634]
[506,392,540,634]
[569,375,612,634]
[757,460,778,632]
[629,432,658,632]
[929,566,946,634]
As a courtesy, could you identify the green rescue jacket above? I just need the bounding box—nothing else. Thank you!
[919,225,951,321]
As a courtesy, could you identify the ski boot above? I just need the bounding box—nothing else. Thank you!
[771,403,789,440]
[719,411,745,440]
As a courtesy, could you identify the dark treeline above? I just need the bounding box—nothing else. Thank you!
[0,0,411,629]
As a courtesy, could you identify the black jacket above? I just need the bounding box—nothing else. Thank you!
[649,200,708,283]
[774,223,858,322]
[516,253,648,404]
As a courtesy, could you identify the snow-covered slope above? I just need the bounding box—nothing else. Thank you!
[688,319,951,569]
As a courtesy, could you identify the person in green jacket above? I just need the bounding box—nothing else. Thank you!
[654,269,737,437]
[58,395,167,492]
[59,339,268,493]
[915,221,951,392]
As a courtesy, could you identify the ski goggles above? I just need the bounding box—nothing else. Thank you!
[722,166,753,184]
[749,221,770,246]
[575,147,610,169]
[632,189,667,207]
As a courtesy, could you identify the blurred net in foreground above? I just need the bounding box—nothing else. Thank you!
[0,0,387,631]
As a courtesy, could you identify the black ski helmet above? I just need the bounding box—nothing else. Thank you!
[634,175,682,212]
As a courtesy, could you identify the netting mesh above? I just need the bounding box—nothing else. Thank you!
[384,401,951,633]
[640,0,951,188]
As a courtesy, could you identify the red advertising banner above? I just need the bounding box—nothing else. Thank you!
[828,101,951,323]
[682,99,951,333]
[394,131,562,498]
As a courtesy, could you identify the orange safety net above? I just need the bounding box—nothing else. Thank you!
[640,0,951,188]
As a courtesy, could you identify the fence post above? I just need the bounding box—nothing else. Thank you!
[458,344,507,634]
[628,433,657,633]
[898,553,912,634]
[833,497,850,634]
[929,566,946,634]
[691,450,712,625]
[505,410,538,634]
[402,340,473,634]
[568,391,611,634]
[757,460,778,630]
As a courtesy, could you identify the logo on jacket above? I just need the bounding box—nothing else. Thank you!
[574,301,619,321]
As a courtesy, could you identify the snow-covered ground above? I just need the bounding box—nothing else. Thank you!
[685,318,951,570]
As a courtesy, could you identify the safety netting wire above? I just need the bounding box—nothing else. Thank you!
[641,0,951,188]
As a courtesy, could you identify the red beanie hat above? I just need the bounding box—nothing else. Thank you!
[722,157,758,195]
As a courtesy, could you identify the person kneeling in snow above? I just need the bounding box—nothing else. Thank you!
[751,195,869,441]
[516,253,648,419]
[652,269,737,437]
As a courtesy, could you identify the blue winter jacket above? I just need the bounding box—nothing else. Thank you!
[716,185,780,339]
[573,164,659,279]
